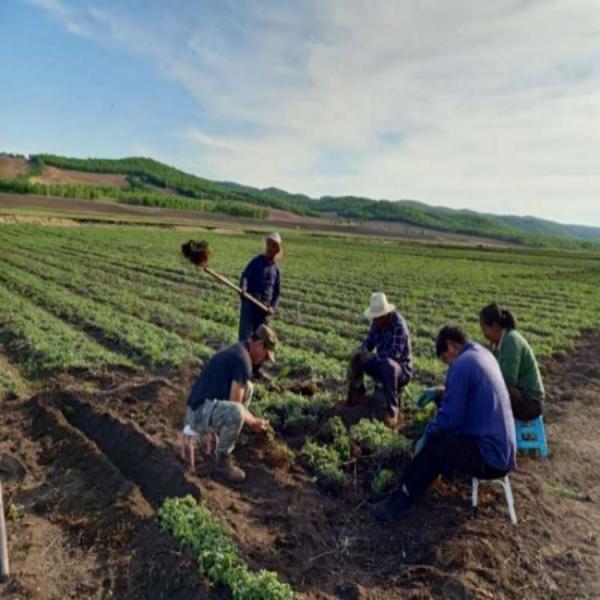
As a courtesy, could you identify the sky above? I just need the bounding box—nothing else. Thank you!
[0,0,599,226]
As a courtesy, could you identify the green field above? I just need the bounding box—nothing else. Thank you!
[1,223,599,484]
[2,223,599,386]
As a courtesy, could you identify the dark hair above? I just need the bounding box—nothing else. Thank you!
[435,324,469,357]
[479,303,517,330]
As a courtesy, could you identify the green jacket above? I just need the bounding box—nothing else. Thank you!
[493,329,545,400]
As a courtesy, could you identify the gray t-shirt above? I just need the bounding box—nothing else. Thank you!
[187,342,252,410]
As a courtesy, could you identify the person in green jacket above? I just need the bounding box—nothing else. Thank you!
[479,303,545,420]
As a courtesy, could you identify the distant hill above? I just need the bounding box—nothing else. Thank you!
[1,152,599,248]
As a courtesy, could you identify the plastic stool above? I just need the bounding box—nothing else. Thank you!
[515,416,548,458]
[472,475,517,525]
[180,424,199,472]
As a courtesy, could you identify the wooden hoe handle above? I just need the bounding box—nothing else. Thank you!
[203,267,271,314]
[0,481,9,581]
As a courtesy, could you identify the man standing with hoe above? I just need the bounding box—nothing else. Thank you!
[348,292,413,428]
[239,233,282,379]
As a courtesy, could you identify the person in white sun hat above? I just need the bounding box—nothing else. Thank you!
[238,232,282,379]
[348,292,413,427]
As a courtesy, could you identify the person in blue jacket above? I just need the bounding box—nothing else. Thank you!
[371,324,516,522]
[239,233,282,377]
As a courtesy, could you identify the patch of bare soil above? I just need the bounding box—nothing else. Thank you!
[1,334,599,599]
[0,156,29,179]
[30,166,127,188]
[0,215,81,227]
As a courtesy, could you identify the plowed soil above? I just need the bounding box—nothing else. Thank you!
[0,335,599,599]
[30,166,127,188]
[0,157,29,179]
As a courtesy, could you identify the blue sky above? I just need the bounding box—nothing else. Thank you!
[1,0,599,226]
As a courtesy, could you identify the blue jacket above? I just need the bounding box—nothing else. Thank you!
[240,254,281,307]
[426,342,516,471]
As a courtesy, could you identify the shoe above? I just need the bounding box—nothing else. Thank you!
[370,490,416,522]
[383,412,399,428]
[214,453,246,483]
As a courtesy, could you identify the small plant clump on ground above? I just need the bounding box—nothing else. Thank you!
[350,419,412,460]
[301,439,348,490]
[410,403,437,435]
[325,416,352,460]
[158,496,293,600]
[371,468,396,494]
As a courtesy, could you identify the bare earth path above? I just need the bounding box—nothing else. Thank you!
[0,334,598,599]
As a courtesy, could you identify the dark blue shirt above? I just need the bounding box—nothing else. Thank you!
[426,342,516,471]
[187,342,252,410]
[240,254,281,307]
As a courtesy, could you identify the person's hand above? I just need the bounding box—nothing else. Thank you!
[239,290,246,300]
[416,387,439,409]
[414,434,427,455]
[249,418,270,434]
[268,306,277,316]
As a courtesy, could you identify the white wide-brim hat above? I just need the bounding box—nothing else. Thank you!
[364,292,395,320]
[264,232,283,259]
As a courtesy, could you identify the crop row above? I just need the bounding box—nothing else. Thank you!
[0,286,133,378]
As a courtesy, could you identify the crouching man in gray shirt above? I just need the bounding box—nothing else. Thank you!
[182,324,276,483]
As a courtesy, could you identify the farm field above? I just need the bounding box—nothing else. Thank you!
[0,222,599,598]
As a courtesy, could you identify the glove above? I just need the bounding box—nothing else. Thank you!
[414,434,427,455]
[416,387,439,409]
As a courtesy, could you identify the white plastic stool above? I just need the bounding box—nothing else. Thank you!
[180,424,199,472]
[472,475,517,525]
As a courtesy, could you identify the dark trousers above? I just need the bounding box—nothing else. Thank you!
[360,356,409,416]
[394,431,508,503]
[239,299,269,376]
[508,386,542,421]
[238,299,269,341]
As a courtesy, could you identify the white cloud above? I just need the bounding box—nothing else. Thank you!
[25,0,600,225]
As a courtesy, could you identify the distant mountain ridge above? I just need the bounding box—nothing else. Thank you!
[1,152,599,247]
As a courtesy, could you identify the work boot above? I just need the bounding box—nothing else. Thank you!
[214,453,246,483]
[370,488,416,522]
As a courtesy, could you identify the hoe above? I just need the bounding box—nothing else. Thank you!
[181,240,270,313]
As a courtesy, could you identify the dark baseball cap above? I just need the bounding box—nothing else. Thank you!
[255,324,278,362]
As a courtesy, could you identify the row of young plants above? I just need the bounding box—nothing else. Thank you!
[0,245,348,380]
[158,496,293,600]
[6,239,357,365]
[0,286,133,378]
[0,259,195,370]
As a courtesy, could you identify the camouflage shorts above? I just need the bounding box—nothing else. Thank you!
[184,382,254,455]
